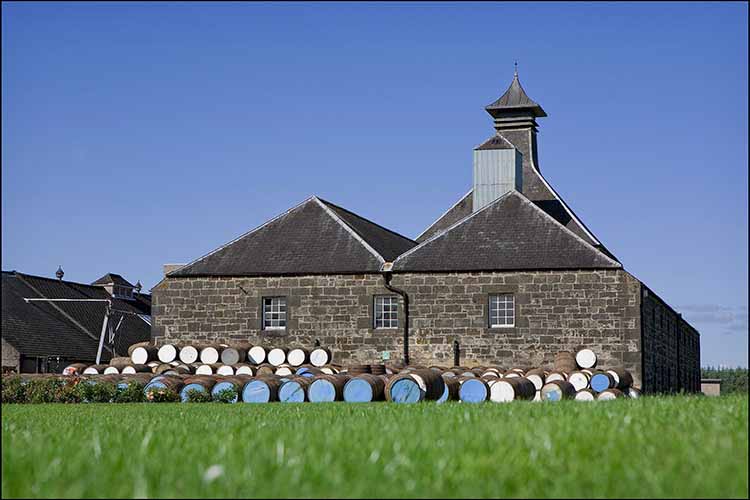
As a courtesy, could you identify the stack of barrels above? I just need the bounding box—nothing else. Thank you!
[54,347,641,405]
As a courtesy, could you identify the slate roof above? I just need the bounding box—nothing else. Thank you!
[475,134,515,150]
[395,191,621,272]
[1,271,152,361]
[486,71,547,117]
[92,273,134,287]
[171,196,418,277]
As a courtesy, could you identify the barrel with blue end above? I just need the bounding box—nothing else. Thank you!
[211,380,241,403]
[343,374,386,402]
[590,371,616,393]
[278,377,311,403]
[241,377,280,403]
[386,376,422,403]
[308,374,349,402]
[458,377,489,403]
[437,377,460,403]
[143,376,184,400]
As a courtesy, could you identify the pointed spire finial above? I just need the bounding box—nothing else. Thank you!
[514,60,518,78]
[135,280,142,293]
[55,266,64,281]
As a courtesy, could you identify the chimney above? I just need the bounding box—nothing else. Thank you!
[472,141,523,212]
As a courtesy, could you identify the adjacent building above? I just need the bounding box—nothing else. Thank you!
[153,71,700,392]
[2,269,152,373]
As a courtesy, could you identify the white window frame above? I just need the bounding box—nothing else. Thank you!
[262,296,287,330]
[374,295,399,330]
[489,294,515,328]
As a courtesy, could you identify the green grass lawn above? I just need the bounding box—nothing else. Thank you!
[2,395,748,498]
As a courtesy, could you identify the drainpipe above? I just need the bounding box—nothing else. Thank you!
[382,265,409,366]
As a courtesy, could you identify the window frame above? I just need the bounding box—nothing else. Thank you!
[262,296,288,331]
[373,295,399,330]
[488,293,515,328]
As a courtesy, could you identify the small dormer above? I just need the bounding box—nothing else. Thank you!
[91,273,136,300]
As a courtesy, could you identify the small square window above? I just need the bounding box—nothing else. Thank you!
[374,295,398,329]
[262,297,287,330]
[489,294,515,328]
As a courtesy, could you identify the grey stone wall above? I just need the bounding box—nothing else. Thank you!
[2,338,20,371]
[153,269,644,386]
[640,285,700,393]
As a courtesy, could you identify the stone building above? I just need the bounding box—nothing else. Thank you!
[153,71,700,393]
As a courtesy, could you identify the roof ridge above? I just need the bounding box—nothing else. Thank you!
[312,197,386,265]
[316,197,417,245]
[396,189,518,263]
[173,196,317,276]
[414,189,473,241]
[5,271,112,291]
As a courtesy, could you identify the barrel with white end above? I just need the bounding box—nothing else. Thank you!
[575,348,597,369]
[247,346,267,365]
[606,368,634,390]
[567,371,590,391]
[131,346,158,365]
[234,364,253,376]
[597,388,625,400]
[267,348,287,367]
[490,377,536,402]
[286,348,309,367]
[540,380,576,401]
[309,347,331,367]
[122,364,151,374]
[627,387,642,399]
[216,365,235,376]
[103,366,120,375]
[524,369,546,391]
[275,365,293,376]
[574,389,596,401]
[199,346,220,365]
[157,344,179,363]
[179,345,200,364]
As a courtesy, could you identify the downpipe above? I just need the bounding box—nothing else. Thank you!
[382,268,409,366]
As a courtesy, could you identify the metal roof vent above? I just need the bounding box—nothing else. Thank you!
[55,266,64,281]
[472,146,523,212]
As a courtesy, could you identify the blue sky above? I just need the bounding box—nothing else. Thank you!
[2,2,747,366]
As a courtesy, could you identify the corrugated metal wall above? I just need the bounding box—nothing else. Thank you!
[472,148,523,212]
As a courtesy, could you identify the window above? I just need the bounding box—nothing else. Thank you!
[489,294,515,328]
[262,297,287,330]
[374,295,398,329]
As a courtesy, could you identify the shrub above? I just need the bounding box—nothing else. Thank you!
[213,388,238,404]
[113,381,146,403]
[185,389,213,403]
[26,378,65,404]
[145,387,180,403]
[1,376,27,404]
[76,380,117,403]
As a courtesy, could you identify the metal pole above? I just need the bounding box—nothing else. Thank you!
[95,301,112,365]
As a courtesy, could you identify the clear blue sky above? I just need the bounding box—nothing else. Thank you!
[2,2,747,367]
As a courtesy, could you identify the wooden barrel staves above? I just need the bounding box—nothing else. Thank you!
[211,377,250,403]
[408,369,445,401]
[241,377,281,403]
[606,368,634,391]
[127,341,151,357]
[310,347,332,367]
[525,368,546,391]
[574,388,596,401]
[144,376,184,400]
[83,364,109,375]
[458,377,489,403]
[62,363,89,375]
[109,357,132,369]
[589,371,616,393]
[343,374,386,402]
[179,345,200,364]
[489,377,536,402]
[540,380,576,402]
[437,376,460,403]
[122,364,152,374]
[575,348,597,369]
[131,345,158,365]
[157,344,179,363]
[554,351,577,374]
[567,371,591,392]
[267,348,288,367]
[180,376,218,402]
[247,346,267,365]
[627,387,642,399]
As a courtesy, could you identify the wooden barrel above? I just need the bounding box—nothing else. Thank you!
[267,348,288,367]
[195,364,216,375]
[241,377,281,403]
[216,365,235,376]
[255,364,275,377]
[503,370,521,379]
[220,346,247,365]
[119,372,154,386]
[103,366,120,375]
[199,346,220,364]
[627,387,642,399]
[278,377,312,403]
[83,364,109,375]
[553,351,577,374]
[441,371,457,379]
[597,388,625,400]
[408,369,445,401]
[143,376,184,399]
[320,366,336,375]
[286,348,309,367]
[545,371,566,383]
[154,363,176,375]
[437,376,460,403]
[490,377,536,402]
[458,377,489,403]
[211,376,251,403]
[540,380,576,401]
[127,341,151,357]
[370,364,387,375]
[157,344,179,363]
[308,374,349,402]
[385,374,422,403]
[247,346,267,365]
[589,371,616,393]
[343,374,386,402]
[567,371,591,391]
[108,357,132,369]
[178,345,200,364]
[606,369,634,390]
[131,346,158,365]
[575,348,597,369]
[297,367,323,378]
[179,376,217,402]
[310,347,332,367]
[168,365,192,375]
[274,365,294,376]
[234,364,253,376]
[121,364,151,374]
[525,368,546,391]
[574,388,597,401]
[347,364,372,375]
